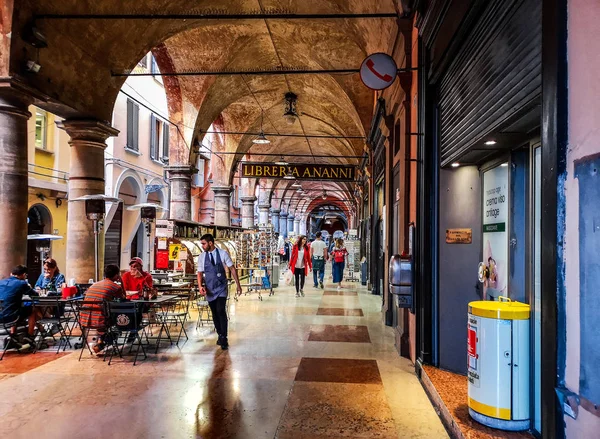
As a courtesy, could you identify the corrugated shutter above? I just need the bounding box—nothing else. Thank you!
[150,114,157,160]
[438,0,541,166]
[105,203,123,266]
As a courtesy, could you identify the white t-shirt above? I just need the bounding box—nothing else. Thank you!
[310,240,327,258]
[197,248,234,273]
[295,249,305,269]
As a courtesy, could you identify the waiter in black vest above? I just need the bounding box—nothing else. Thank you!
[197,233,242,350]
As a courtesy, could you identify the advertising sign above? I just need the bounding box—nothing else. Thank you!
[169,243,181,261]
[156,220,174,238]
[446,228,473,244]
[241,162,355,181]
[482,165,508,299]
[156,250,169,269]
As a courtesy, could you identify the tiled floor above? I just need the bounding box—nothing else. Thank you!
[0,274,447,439]
[316,307,365,316]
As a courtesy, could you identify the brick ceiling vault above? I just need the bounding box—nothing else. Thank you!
[10,0,400,210]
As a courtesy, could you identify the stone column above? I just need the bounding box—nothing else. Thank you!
[165,165,194,221]
[0,89,32,276]
[58,120,119,283]
[280,212,288,237]
[258,203,270,226]
[212,186,232,226]
[240,196,257,229]
[271,208,281,233]
[294,217,301,235]
[299,218,307,236]
[287,214,295,235]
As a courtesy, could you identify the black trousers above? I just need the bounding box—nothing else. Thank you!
[208,297,228,338]
[294,268,306,292]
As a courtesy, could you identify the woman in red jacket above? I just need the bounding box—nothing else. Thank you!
[289,236,312,297]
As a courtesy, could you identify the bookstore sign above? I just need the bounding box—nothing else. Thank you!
[241,162,355,181]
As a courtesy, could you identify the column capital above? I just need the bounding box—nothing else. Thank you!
[57,119,119,148]
[165,164,195,177]
[258,203,271,210]
[211,185,233,196]
[280,211,288,218]
[271,208,281,215]
[240,196,257,203]
[0,78,48,118]
[288,214,295,220]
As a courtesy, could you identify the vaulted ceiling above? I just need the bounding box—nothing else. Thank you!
[8,0,402,214]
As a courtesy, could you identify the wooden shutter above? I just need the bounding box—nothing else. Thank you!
[132,102,139,151]
[150,114,157,160]
[105,203,123,266]
[126,99,133,149]
[162,123,169,161]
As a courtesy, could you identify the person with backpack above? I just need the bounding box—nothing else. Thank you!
[330,238,348,290]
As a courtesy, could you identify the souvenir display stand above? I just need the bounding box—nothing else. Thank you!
[237,225,275,300]
[344,238,361,282]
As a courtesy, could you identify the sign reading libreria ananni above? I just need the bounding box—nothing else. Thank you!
[241,163,355,181]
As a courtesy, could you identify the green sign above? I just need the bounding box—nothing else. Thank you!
[483,223,506,233]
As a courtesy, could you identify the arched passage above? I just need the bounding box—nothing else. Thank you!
[27,204,53,283]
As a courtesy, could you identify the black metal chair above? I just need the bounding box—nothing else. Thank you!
[77,299,112,361]
[158,294,191,345]
[33,296,74,354]
[0,300,28,360]
[108,301,147,366]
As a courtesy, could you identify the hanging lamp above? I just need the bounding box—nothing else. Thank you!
[253,111,270,144]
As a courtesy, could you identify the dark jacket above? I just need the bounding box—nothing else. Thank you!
[0,277,33,323]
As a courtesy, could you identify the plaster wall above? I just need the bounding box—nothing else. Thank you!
[564,0,600,435]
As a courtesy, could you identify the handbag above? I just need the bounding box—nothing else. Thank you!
[283,270,293,286]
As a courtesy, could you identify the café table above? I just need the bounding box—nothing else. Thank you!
[132,294,178,353]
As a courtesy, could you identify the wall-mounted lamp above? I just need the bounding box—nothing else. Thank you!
[283,92,299,125]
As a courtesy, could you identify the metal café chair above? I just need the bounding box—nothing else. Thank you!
[77,299,112,361]
[157,294,191,345]
[33,296,74,354]
[108,301,147,366]
[195,294,213,329]
[0,300,28,360]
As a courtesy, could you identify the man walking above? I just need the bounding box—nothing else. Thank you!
[197,233,242,350]
[310,232,328,289]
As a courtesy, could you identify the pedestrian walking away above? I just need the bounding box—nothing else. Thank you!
[197,233,243,350]
[310,232,328,289]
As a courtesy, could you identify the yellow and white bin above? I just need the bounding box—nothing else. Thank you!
[467,298,530,431]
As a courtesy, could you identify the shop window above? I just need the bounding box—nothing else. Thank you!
[126,99,139,151]
[394,121,401,156]
[35,110,48,150]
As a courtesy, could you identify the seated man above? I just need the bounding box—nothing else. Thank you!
[79,265,125,354]
[0,265,39,347]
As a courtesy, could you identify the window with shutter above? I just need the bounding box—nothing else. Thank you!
[126,99,139,151]
[162,123,170,162]
[150,114,157,160]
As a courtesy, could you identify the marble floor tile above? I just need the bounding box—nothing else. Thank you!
[295,357,382,384]
[276,381,396,439]
[308,324,371,343]
[317,307,364,316]
[323,291,359,296]
[0,351,69,374]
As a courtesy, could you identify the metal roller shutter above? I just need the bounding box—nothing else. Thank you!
[439,0,542,166]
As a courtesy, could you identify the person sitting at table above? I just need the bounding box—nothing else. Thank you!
[121,257,154,300]
[34,258,66,295]
[79,264,126,354]
[0,265,41,347]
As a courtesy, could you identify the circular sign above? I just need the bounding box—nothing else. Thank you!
[359,53,398,90]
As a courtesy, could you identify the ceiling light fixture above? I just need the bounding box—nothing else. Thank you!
[291,181,302,187]
[501,162,508,167]
[484,140,497,145]
[283,92,299,125]
[274,155,288,166]
[253,111,270,144]
[322,190,327,200]
[451,163,460,168]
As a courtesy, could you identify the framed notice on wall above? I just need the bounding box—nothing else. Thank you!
[482,165,509,299]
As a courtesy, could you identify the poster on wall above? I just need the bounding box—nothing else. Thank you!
[156,250,169,270]
[169,244,181,261]
[482,165,509,300]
